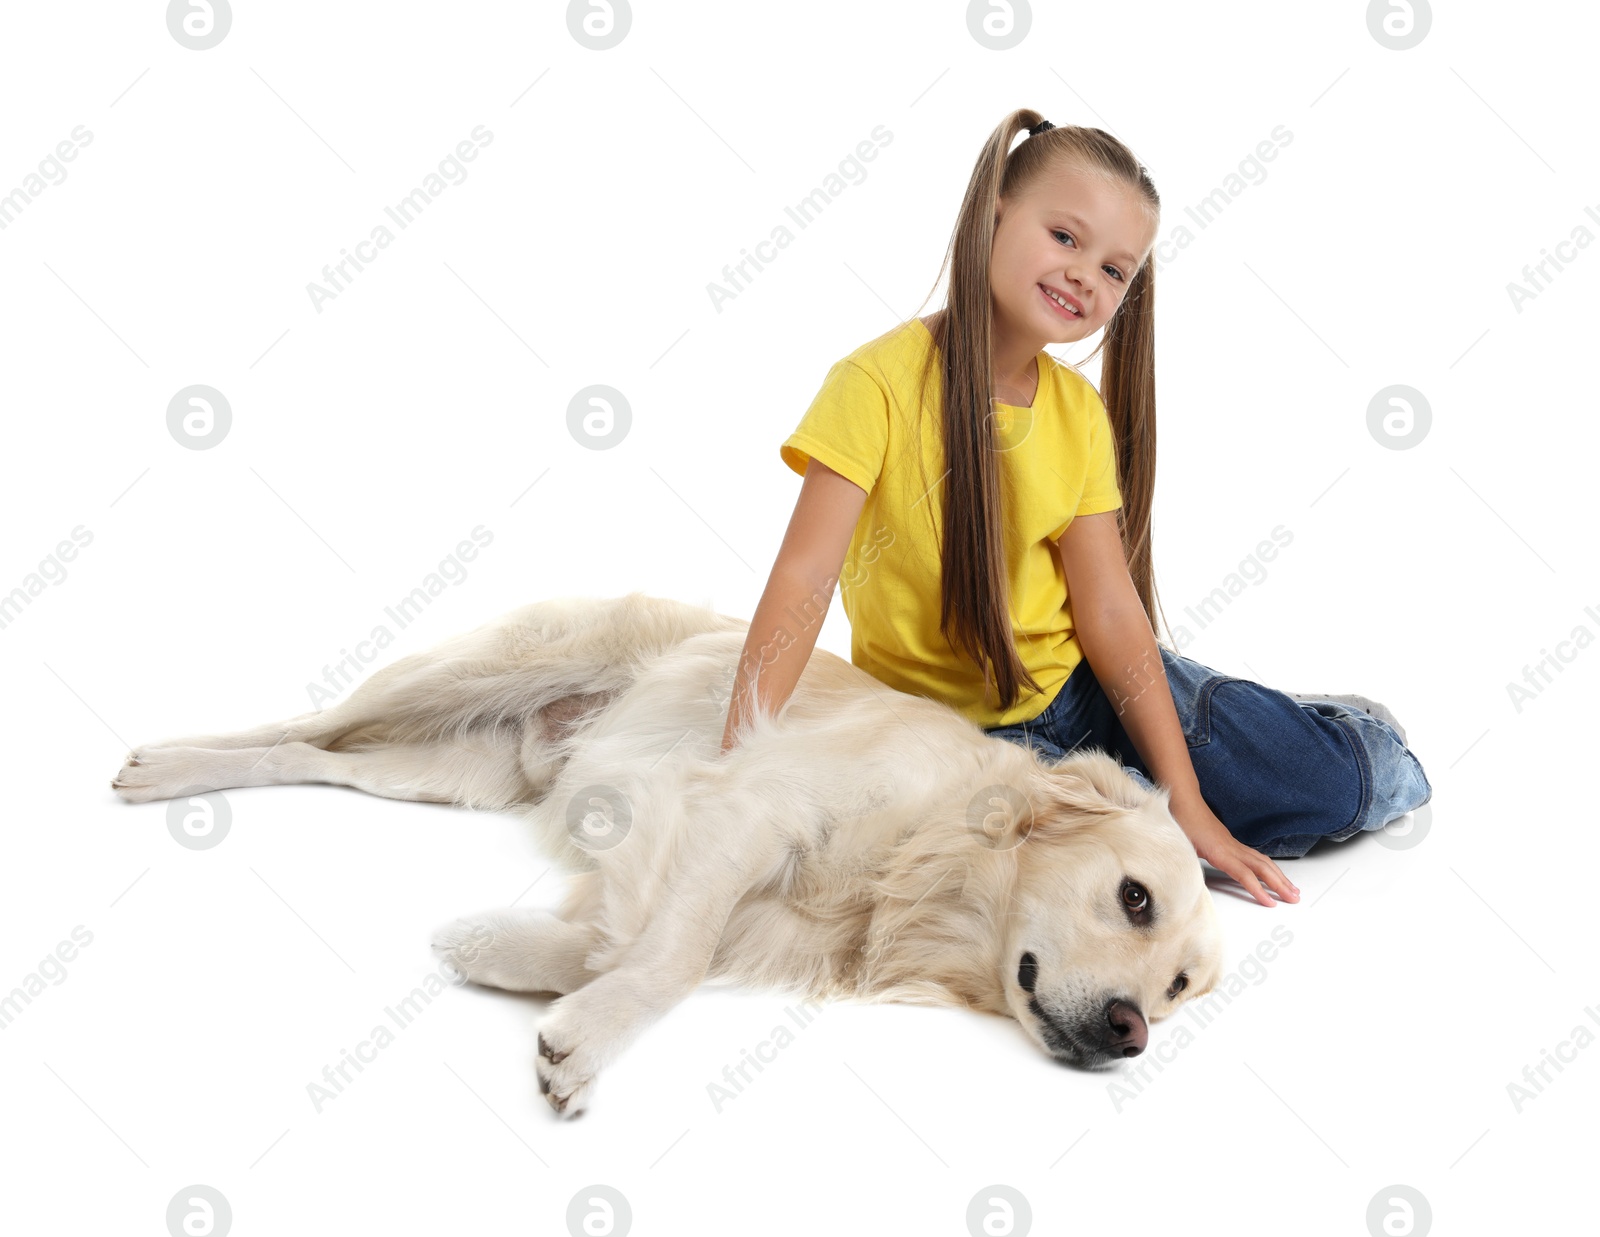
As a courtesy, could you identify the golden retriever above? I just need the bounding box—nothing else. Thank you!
[111,592,1223,1118]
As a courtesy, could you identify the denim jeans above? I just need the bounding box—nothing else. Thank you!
[982,646,1434,859]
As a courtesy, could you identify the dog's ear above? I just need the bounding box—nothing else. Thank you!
[971,748,1148,850]
[1048,747,1155,812]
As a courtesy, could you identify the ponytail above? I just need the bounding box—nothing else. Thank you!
[905,109,1170,713]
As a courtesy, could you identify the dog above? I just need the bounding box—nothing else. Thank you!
[111,592,1224,1118]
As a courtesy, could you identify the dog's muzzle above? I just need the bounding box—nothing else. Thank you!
[1030,996,1148,1064]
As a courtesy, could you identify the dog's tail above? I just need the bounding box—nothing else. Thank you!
[324,592,747,750]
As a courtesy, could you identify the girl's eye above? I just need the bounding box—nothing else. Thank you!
[1051,229,1125,283]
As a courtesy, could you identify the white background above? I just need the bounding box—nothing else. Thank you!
[2,0,1594,1233]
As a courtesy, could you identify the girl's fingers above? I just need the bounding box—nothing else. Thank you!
[1243,855,1298,904]
[1256,855,1300,902]
[1224,856,1273,907]
[1201,841,1299,906]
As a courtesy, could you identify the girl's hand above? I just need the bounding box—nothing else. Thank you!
[1168,792,1300,907]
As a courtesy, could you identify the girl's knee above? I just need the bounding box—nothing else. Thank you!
[1190,680,1370,848]
[1361,736,1433,831]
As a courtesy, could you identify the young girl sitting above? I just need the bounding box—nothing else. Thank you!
[720,109,1432,909]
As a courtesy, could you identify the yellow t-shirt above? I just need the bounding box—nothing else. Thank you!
[779,317,1123,729]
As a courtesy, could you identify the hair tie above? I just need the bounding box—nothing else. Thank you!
[1027,120,1056,136]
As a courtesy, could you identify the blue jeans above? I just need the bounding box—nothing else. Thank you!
[982,646,1433,859]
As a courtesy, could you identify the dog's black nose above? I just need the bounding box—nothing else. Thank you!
[1105,999,1147,1057]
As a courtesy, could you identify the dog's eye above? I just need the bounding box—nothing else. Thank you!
[1120,879,1151,920]
[1017,952,1038,994]
[1168,973,1188,999]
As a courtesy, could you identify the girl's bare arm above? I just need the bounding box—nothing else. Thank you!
[1057,510,1298,906]
[720,459,866,755]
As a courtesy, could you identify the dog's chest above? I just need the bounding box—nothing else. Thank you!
[760,811,900,902]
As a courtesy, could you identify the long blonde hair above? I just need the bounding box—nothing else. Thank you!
[907,108,1168,714]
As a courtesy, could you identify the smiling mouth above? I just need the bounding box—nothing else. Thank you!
[1039,284,1084,319]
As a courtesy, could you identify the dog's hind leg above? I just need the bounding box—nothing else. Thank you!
[135,709,354,753]
[112,728,533,809]
[130,629,521,755]
[135,593,745,757]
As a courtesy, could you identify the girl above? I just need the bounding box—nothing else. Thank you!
[719,109,1432,908]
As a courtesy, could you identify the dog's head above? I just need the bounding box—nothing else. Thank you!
[990,748,1225,1070]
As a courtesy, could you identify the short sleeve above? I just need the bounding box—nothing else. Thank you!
[779,358,890,496]
[1074,387,1124,517]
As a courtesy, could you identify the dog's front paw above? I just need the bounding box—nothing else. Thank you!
[430,915,503,986]
[535,1007,598,1119]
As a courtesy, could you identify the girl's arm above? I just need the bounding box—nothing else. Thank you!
[1057,511,1300,908]
[720,459,867,755]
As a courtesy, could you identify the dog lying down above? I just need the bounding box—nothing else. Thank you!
[112,592,1224,1118]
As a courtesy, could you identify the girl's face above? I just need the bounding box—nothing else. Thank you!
[990,162,1156,344]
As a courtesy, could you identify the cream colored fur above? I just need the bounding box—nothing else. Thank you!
[112,592,1224,1118]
